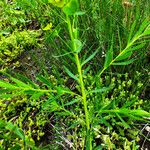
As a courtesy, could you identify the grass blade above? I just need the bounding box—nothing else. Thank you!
[64,98,80,106]
[0,80,18,90]
[81,50,98,67]
[128,20,136,43]
[64,66,79,81]
[36,75,53,88]
[112,59,135,65]
[115,51,132,61]
[87,86,112,95]
[104,38,113,68]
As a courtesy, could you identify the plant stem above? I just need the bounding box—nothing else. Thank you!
[66,15,92,149]
[74,54,90,130]
[98,34,143,77]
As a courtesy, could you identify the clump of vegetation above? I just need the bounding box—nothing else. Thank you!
[0,0,150,149]
[0,30,40,68]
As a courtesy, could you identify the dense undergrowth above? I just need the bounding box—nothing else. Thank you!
[0,0,150,149]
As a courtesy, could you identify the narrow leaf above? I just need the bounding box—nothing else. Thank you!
[0,80,18,89]
[15,73,38,88]
[74,39,82,53]
[81,50,98,67]
[143,26,150,36]
[64,66,78,81]
[127,43,146,52]
[104,39,113,68]
[56,86,73,95]
[100,117,112,128]
[0,93,18,99]
[115,51,132,61]
[128,20,136,43]
[10,77,32,89]
[36,75,53,88]
[112,59,135,65]
[30,92,44,100]
[116,113,130,128]
[129,109,150,117]
[135,19,149,37]
[64,98,80,106]
[75,11,86,16]
[5,121,25,140]
[87,87,112,94]
[0,89,9,94]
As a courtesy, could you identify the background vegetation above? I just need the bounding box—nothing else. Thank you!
[0,0,150,149]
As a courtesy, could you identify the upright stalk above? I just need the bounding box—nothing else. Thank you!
[66,15,92,149]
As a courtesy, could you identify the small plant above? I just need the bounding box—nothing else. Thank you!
[0,30,40,68]
[0,0,150,149]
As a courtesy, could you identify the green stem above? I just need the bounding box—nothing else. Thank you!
[66,15,92,149]
[98,34,143,77]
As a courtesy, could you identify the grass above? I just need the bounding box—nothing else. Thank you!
[0,0,150,149]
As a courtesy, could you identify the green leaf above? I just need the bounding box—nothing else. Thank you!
[129,109,150,117]
[115,51,132,61]
[0,89,9,94]
[64,66,78,81]
[116,113,130,129]
[30,0,38,8]
[143,26,150,35]
[43,99,60,112]
[74,39,82,53]
[100,117,112,128]
[10,77,32,89]
[68,120,80,129]
[86,130,92,150]
[48,0,65,7]
[81,50,98,67]
[73,28,78,38]
[55,111,71,116]
[5,121,25,140]
[24,90,35,95]
[75,11,86,16]
[41,0,49,4]
[127,43,146,52]
[63,0,79,15]
[135,19,149,37]
[128,20,136,43]
[83,65,91,75]
[112,59,135,65]
[56,86,73,95]
[87,87,112,94]
[118,109,150,119]
[95,145,103,150]
[64,98,80,106]
[0,120,6,128]
[36,75,53,88]
[0,93,18,99]
[15,73,38,88]
[0,72,34,89]
[104,39,113,68]
[0,80,18,90]
[52,51,73,58]
[30,92,44,100]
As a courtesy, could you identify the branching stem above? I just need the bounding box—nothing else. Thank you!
[66,15,92,149]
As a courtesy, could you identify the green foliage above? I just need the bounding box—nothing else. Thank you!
[0,30,40,68]
[63,0,79,15]
[0,0,150,149]
[0,119,37,149]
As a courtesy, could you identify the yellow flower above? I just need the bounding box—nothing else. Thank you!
[48,0,65,8]
[43,23,53,31]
